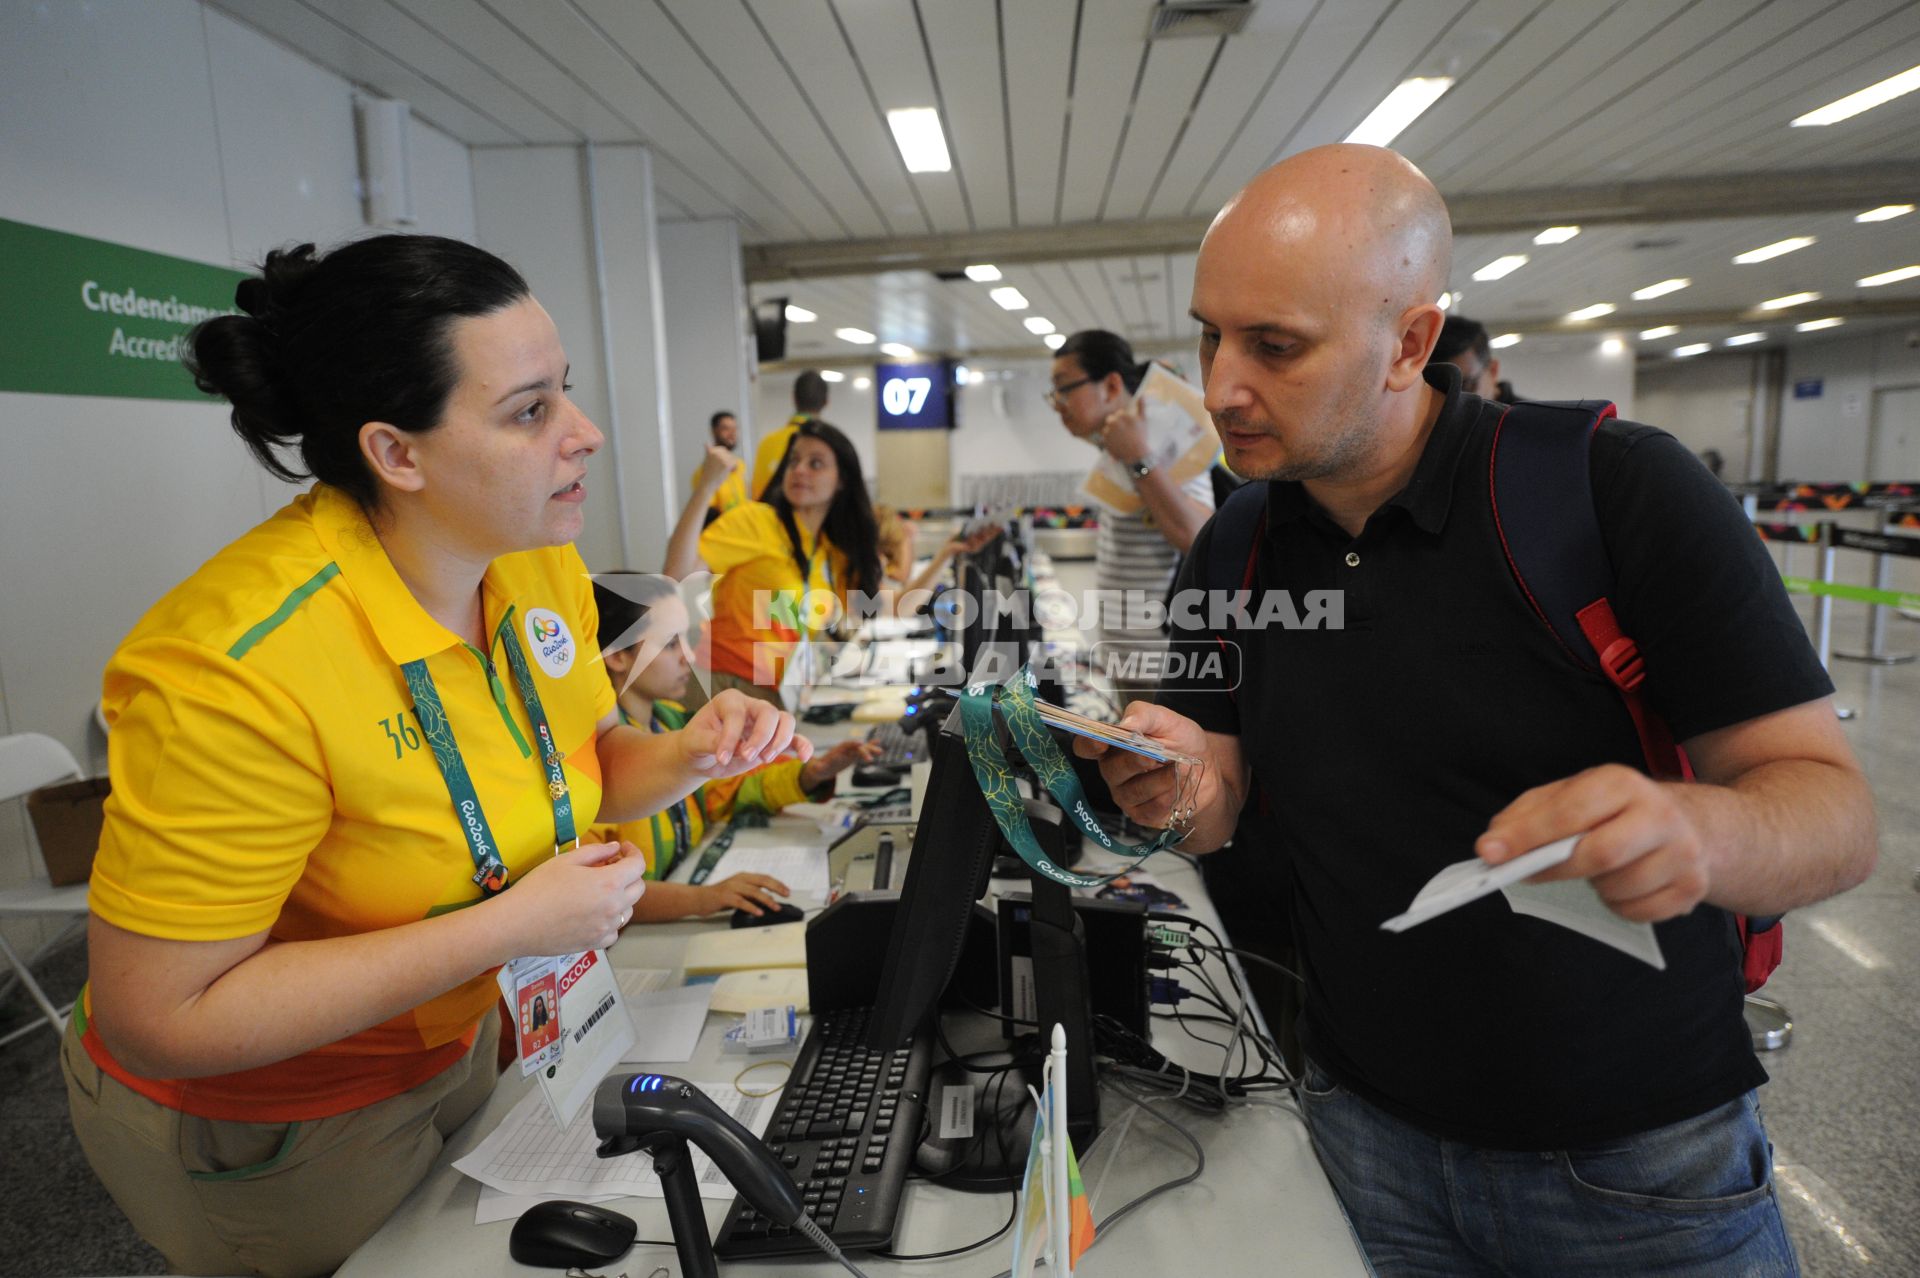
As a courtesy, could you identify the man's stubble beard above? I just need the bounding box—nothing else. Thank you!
[1215,375,1382,484]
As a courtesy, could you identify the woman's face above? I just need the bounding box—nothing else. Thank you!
[402,297,604,557]
[782,436,841,516]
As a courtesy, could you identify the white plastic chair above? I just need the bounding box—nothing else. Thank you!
[0,733,89,1046]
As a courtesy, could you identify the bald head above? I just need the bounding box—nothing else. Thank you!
[1207,144,1451,326]
[1189,145,1455,490]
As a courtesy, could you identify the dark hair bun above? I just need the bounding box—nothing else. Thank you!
[182,235,530,505]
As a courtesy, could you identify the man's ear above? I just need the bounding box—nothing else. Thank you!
[1386,304,1446,392]
[359,421,426,495]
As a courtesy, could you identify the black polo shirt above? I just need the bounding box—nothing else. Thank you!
[1162,365,1832,1149]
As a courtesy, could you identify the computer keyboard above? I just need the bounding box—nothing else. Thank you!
[864,721,924,769]
[714,1006,932,1258]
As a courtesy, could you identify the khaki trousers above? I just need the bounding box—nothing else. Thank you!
[62,1014,498,1278]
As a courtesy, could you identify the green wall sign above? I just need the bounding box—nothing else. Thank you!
[0,217,247,402]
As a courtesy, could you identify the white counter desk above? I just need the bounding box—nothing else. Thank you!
[341,795,1367,1278]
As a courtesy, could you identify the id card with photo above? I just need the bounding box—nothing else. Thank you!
[497,955,565,1076]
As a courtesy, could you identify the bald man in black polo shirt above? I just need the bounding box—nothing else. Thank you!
[1081,144,1877,1277]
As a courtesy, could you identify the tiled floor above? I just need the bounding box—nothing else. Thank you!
[2,608,1916,1277]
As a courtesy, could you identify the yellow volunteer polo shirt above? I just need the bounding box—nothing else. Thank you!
[699,503,847,685]
[693,456,749,517]
[83,483,615,1122]
[750,414,807,500]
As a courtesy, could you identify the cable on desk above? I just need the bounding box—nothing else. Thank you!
[732,1058,791,1097]
[877,1064,1021,1260]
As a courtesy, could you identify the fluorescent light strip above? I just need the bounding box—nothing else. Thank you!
[853,376,872,389]
[1733,236,1815,264]
[1023,316,1056,335]
[1472,254,1528,282]
[879,342,914,357]
[1631,278,1690,300]
[886,107,952,172]
[1565,303,1616,322]
[1489,332,1522,349]
[1345,77,1454,147]
[1725,332,1766,346]
[784,304,816,323]
[989,287,1029,311]
[1533,226,1580,244]
[1601,337,1627,356]
[1791,63,1920,126]
[819,370,846,383]
[1760,292,1820,310]
[833,326,876,344]
[1043,333,1066,350]
[1856,204,1913,223]
[1795,317,1845,332]
[964,263,1002,281]
[1858,264,1920,287]
[1674,343,1711,357]
[1639,325,1680,340]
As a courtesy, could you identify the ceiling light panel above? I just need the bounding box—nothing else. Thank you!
[1733,237,1815,264]
[1533,226,1580,245]
[834,327,876,344]
[886,107,951,173]
[1346,78,1454,147]
[1472,255,1528,281]
[964,264,1002,281]
[1630,278,1690,300]
[989,287,1030,311]
[1791,64,1920,126]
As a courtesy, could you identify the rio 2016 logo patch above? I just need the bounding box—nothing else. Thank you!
[524,608,575,677]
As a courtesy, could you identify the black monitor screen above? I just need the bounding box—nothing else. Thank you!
[862,706,1000,1050]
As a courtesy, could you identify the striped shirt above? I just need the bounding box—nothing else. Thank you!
[1094,470,1214,646]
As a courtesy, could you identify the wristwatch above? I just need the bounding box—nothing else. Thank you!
[1128,457,1155,479]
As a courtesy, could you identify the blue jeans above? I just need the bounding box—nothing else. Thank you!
[1299,1060,1799,1277]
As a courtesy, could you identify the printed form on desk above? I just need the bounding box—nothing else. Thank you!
[455,1081,778,1223]
[709,843,830,897]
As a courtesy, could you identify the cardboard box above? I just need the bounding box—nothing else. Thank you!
[26,777,108,887]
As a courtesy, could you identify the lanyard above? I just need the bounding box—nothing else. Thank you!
[403,606,578,897]
[621,703,711,879]
[956,669,1180,889]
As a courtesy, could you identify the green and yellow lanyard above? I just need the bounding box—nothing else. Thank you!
[957,668,1182,890]
[621,704,710,880]
[403,605,577,897]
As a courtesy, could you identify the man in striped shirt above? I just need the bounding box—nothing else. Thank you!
[1049,330,1215,702]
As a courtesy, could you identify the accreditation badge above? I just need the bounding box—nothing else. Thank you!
[535,948,636,1128]
[496,954,565,1076]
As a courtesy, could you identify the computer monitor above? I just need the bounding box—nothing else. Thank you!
[957,522,1035,684]
[862,703,1100,1162]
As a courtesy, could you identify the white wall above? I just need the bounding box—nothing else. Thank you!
[659,219,754,500]
[1778,327,1920,482]
[755,370,879,486]
[1633,353,1761,481]
[0,0,475,943]
[1495,333,1638,421]
[948,361,1098,503]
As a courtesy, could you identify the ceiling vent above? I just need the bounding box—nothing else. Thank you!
[1148,1,1256,40]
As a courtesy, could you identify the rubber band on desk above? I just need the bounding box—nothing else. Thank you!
[734,1058,792,1097]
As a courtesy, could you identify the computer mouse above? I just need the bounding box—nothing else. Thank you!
[508,1199,636,1269]
[852,762,907,788]
[731,901,805,928]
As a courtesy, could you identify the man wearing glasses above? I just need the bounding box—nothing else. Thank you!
[1047,329,1215,703]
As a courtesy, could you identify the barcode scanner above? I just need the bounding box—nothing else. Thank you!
[593,1073,868,1278]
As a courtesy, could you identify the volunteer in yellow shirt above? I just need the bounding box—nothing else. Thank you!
[667,420,883,707]
[63,235,802,1278]
[691,410,748,522]
[584,577,876,917]
[750,368,829,498]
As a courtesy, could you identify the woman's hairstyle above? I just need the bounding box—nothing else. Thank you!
[184,235,532,508]
[1057,329,1146,394]
[592,575,681,654]
[766,420,881,597]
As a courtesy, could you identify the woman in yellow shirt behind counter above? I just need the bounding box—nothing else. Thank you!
[585,576,875,919]
[665,420,882,707]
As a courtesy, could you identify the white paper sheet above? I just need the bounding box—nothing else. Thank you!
[618,982,716,1064]
[1381,834,1665,969]
[535,950,635,1130]
[455,1082,776,1209]
[708,843,830,897]
[616,968,673,996]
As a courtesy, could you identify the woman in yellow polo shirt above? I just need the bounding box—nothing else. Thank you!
[666,420,882,705]
[62,235,802,1278]
[585,577,877,916]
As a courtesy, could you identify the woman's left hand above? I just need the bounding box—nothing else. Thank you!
[679,689,811,778]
